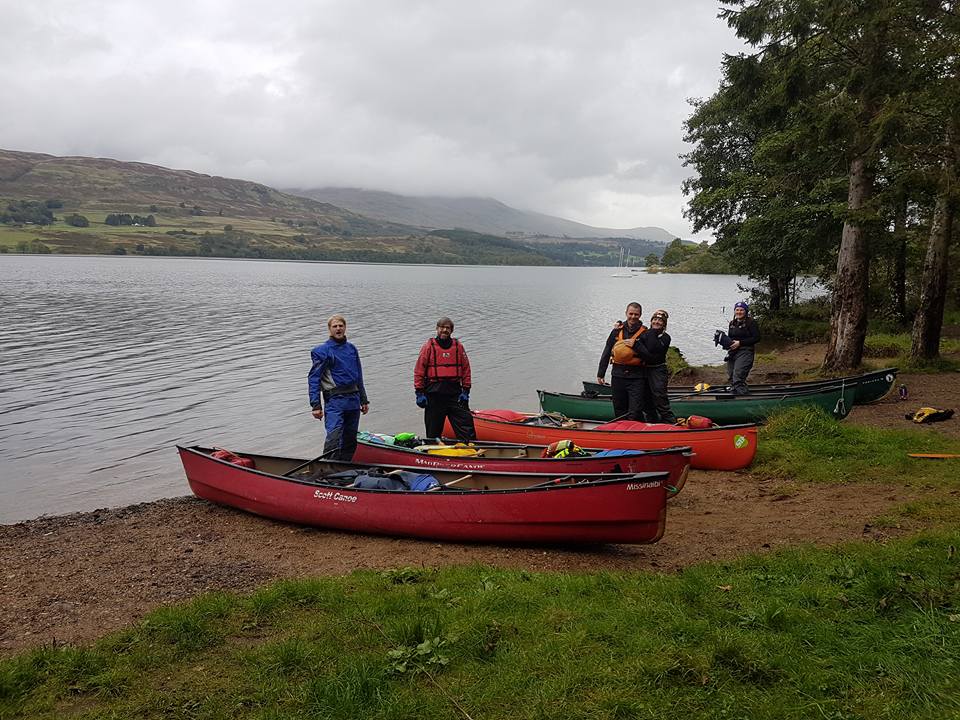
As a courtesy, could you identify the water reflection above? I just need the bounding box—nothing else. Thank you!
[1,255,756,522]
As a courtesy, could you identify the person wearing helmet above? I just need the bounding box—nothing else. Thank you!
[633,309,676,423]
[726,302,760,395]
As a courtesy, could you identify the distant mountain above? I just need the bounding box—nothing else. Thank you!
[0,149,670,266]
[0,149,410,236]
[287,187,678,243]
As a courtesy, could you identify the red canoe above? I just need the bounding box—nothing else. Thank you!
[353,437,693,493]
[450,410,758,471]
[178,446,673,544]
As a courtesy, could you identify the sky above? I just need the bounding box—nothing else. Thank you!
[1,0,748,238]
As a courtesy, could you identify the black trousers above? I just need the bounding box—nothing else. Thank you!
[424,393,477,441]
[726,349,755,395]
[643,364,676,423]
[611,372,647,421]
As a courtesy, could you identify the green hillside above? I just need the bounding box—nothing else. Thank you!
[0,149,659,265]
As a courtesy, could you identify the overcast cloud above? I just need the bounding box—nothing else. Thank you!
[1,0,746,237]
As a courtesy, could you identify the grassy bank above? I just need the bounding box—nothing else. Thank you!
[3,531,959,720]
[755,406,960,488]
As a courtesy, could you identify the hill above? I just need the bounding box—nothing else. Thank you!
[0,149,668,265]
[0,149,409,236]
[287,187,677,244]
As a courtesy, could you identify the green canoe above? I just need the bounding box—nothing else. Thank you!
[582,367,897,406]
[539,383,857,424]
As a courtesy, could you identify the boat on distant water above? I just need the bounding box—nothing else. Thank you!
[611,246,633,278]
[178,446,673,545]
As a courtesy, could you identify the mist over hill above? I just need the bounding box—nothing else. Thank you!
[287,187,678,243]
[0,149,409,236]
[0,148,672,265]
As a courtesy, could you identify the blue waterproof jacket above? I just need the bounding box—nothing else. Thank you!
[308,338,369,410]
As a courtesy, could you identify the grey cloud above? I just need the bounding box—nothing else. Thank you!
[1,0,745,236]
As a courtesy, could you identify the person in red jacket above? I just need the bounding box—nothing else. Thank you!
[414,317,477,441]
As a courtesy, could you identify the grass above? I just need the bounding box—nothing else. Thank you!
[0,211,305,255]
[667,346,692,377]
[755,405,960,487]
[864,333,960,360]
[751,330,960,376]
[3,534,960,720]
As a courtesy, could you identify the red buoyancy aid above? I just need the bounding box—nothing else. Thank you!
[211,449,257,468]
[611,325,646,365]
[425,338,466,382]
[474,408,528,423]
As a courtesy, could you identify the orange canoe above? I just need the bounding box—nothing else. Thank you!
[452,410,758,471]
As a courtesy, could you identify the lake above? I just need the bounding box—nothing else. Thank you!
[1,255,758,522]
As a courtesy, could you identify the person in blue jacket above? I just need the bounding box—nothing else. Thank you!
[308,314,369,460]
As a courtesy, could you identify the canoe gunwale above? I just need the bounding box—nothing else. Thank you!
[178,445,674,545]
[359,437,696,459]
[178,446,671,496]
[581,367,898,404]
[539,383,857,423]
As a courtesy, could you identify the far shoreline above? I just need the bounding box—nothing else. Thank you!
[0,252,755,275]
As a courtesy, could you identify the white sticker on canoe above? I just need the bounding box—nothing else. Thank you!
[313,489,358,503]
[627,482,662,490]
[734,434,748,449]
[414,457,486,470]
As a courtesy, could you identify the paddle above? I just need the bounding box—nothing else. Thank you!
[907,453,960,459]
[528,475,575,488]
[282,448,339,477]
[666,389,728,402]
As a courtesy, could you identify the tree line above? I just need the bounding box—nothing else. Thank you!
[644,239,736,273]
[683,0,959,368]
[0,199,60,225]
[105,213,156,226]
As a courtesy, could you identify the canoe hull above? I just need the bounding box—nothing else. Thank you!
[540,384,857,424]
[582,367,897,405]
[353,440,691,490]
[178,446,670,545]
[457,416,758,471]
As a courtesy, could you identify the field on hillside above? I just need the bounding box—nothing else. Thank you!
[0,204,607,265]
[0,208,311,256]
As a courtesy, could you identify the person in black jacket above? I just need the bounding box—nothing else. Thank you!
[726,301,760,395]
[596,302,647,420]
[634,309,676,423]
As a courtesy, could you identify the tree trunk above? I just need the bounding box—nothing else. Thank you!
[911,123,957,360]
[768,274,782,312]
[823,154,873,371]
[893,198,907,322]
[783,275,794,308]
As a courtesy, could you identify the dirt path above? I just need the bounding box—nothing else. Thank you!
[2,348,958,655]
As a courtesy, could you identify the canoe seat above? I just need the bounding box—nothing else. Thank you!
[443,474,472,487]
[414,444,484,457]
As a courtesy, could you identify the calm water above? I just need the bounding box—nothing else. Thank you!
[1,255,755,523]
